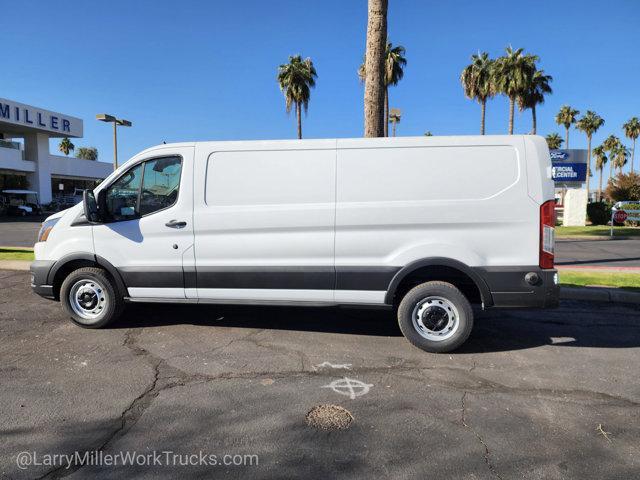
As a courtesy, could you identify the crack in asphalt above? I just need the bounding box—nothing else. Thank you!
[461,391,503,480]
[32,326,640,478]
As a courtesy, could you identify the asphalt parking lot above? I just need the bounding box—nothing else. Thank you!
[1,270,639,479]
[556,238,640,268]
[0,217,45,248]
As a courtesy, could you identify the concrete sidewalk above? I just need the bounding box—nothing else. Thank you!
[557,265,640,273]
[0,260,30,271]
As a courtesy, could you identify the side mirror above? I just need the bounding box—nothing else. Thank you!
[83,190,102,224]
[97,189,107,214]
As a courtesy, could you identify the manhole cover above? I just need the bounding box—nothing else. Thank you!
[306,404,354,430]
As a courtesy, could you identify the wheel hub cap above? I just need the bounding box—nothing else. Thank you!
[411,296,460,342]
[69,279,108,323]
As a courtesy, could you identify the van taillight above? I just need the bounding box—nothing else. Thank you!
[539,200,555,269]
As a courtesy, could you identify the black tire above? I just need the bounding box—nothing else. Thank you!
[59,267,124,328]
[397,281,473,353]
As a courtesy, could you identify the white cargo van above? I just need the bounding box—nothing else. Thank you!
[31,136,559,352]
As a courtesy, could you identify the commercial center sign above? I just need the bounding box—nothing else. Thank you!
[550,150,588,184]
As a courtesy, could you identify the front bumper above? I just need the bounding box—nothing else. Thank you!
[30,260,56,300]
[474,266,560,308]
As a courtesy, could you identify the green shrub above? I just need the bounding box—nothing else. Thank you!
[587,201,611,225]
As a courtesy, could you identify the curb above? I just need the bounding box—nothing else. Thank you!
[560,286,640,304]
[0,260,30,271]
[556,236,632,242]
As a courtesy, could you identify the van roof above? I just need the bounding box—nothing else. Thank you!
[139,135,545,155]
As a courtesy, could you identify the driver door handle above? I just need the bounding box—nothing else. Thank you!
[165,219,187,229]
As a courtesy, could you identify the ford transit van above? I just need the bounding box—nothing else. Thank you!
[30,135,559,352]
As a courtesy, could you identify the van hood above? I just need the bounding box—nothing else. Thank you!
[45,203,83,222]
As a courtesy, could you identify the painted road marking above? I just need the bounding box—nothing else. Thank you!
[322,377,373,400]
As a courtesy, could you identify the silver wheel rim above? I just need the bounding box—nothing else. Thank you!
[411,296,460,342]
[68,278,108,324]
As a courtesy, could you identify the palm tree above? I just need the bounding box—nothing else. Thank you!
[363,0,388,137]
[603,134,621,181]
[460,52,495,135]
[592,145,607,201]
[58,137,75,156]
[359,42,407,136]
[424,131,433,136]
[493,46,537,134]
[545,133,563,149]
[517,68,553,134]
[611,144,630,175]
[555,105,580,148]
[576,111,605,196]
[277,55,318,139]
[622,117,640,172]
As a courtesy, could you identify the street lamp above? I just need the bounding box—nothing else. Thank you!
[389,108,402,137]
[96,114,132,170]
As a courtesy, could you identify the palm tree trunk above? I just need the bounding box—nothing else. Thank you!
[363,0,388,138]
[531,105,537,135]
[565,127,569,149]
[609,155,613,181]
[296,102,302,139]
[632,138,636,173]
[383,88,389,137]
[508,97,515,135]
[392,121,397,137]
[586,136,592,198]
[598,168,603,202]
[480,99,486,135]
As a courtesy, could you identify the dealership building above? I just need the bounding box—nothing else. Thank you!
[0,97,112,204]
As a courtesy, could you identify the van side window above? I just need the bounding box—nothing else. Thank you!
[139,157,182,216]
[106,164,142,220]
[105,156,182,221]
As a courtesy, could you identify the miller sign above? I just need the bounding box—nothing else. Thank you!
[0,98,83,138]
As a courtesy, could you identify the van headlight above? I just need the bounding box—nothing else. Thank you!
[37,218,59,242]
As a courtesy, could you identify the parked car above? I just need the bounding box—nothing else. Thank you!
[2,190,41,216]
[31,136,559,352]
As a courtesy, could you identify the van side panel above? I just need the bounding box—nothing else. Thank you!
[193,142,337,302]
[524,135,555,204]
[335,137,539,280]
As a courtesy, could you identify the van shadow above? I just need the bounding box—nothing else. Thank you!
[112,300,640,353]
[104,219,144,243]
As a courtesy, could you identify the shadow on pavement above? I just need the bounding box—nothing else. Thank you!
[111,300,640,353]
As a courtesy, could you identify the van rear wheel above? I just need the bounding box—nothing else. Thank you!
[397,281,473,353]
[60,267,124,328]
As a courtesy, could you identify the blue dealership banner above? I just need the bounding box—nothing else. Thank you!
[551,162,587,182]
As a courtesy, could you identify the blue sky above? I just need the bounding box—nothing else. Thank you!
[2,0,639,169]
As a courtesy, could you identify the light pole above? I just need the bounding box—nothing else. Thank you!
[96,114,132,170]
[389,108,401,137]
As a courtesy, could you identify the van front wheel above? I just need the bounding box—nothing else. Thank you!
[60,267,124,328]
[397,281,473,353]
